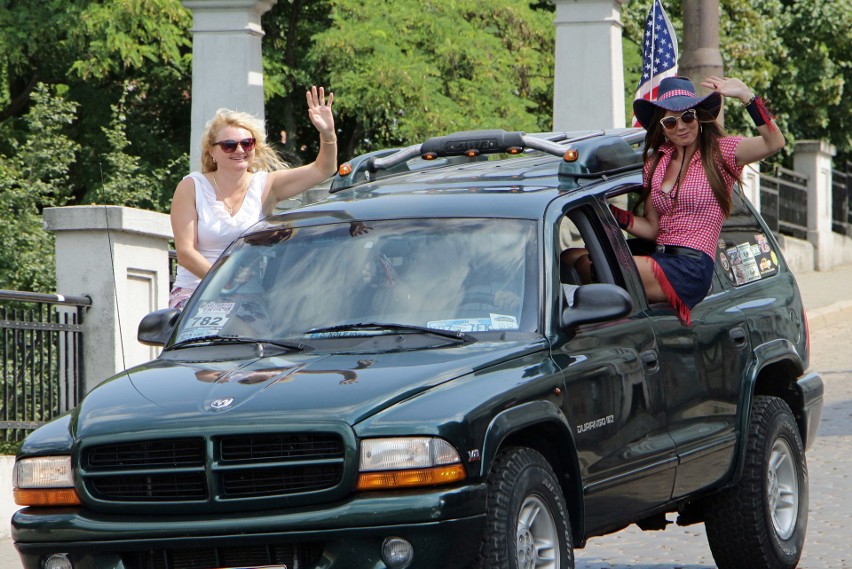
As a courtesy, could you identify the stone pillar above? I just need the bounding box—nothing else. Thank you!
[794,140,836,271]
[181,0,276,171]
[741,162,761,211]
[43,206,174,391]
[553,0,626,131]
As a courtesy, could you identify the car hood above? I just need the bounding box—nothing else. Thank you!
[72,339,544,440]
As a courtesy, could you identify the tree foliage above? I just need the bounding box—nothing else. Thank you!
[307,0,554,156]
[0,0,192,291]
[0,84,78,291]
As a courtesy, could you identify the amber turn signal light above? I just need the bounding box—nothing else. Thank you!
[356,464,466,490]
[14,488,82,507]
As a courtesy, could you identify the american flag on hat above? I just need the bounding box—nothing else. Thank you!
[632,0,679,127]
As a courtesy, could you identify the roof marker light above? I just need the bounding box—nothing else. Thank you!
[563,148,579,162]
[338,163,353,176]
[422,152,438,160]
[464,149,480,158]
[507,146,523,155]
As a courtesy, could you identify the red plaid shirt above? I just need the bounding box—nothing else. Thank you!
[645,136,744,257]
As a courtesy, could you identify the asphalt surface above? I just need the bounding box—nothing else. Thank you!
[3,264,851,568]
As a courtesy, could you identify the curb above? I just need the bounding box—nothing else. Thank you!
[806,300,852,332]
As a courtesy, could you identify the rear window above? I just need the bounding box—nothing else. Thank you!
[716,188,779,288]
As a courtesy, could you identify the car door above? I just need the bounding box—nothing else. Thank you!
[547,195,677,534]
[606,185,750,498]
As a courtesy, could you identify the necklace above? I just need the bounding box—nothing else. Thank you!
[211,173,247,215]
[666,153,691,203]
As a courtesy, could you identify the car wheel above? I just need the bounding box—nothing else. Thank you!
[477,447,573,569]
[705,396,808,569]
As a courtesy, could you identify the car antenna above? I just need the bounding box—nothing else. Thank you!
[99,162,128,373]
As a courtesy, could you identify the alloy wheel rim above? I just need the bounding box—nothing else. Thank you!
[516,494,560,569]
[768,438,799,540]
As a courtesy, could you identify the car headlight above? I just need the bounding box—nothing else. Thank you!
[357,437,466,490]
[13,456,81,506]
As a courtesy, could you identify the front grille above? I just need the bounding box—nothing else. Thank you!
[222,464,343,497]
[90,472,207,501]
[221,433,344,463]
[81,431,347,508]
[123,542,324,569]
[87,438,204,469]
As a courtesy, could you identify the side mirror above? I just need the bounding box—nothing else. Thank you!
[137,308,181,347]
[560,283,633,329]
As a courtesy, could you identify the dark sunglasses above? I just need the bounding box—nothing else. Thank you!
[214,137,256,153]
[659,109,698,131]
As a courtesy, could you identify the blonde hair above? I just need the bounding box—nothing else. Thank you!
[200,108,289,173]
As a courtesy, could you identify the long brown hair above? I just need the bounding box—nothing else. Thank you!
[640,107,741,217]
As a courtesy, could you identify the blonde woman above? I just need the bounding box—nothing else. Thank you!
[169,86,337,309]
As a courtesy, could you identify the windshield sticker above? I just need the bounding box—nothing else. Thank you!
[427,316,518,332]
[489,313,519,330]
[177,301,235,341]
[428,318,492,332]
[305,330,383,338]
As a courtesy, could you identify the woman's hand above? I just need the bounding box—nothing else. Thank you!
[701,76,754,105]
[306,85,335,139]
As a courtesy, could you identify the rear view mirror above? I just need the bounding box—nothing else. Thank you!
[560,283,633,329]
[138,308,181,346]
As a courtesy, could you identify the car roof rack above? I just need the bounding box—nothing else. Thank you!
[329,128,646,193]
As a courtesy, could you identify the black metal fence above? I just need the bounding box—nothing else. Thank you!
[831,162,852,236]
[759,165,809,240]
[1,290,91,442]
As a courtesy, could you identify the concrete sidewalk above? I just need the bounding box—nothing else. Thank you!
[793,263,852,330]
[2,264,850,567]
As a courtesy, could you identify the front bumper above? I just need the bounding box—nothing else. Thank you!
[13,483,487,569]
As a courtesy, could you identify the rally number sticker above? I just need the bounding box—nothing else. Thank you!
[177,301,235,341]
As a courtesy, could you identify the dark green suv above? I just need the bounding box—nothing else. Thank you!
[12,129,824,569]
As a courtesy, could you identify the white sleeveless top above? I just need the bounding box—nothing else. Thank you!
[172,171,267,290]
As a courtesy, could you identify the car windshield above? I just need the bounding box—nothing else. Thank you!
[173,218,539,344]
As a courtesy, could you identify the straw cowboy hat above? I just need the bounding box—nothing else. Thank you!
[633,76,722,130]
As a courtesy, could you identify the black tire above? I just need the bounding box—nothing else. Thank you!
[705,396,808,569]
[477,447,573,569]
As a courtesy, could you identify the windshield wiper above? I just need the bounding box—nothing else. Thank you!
[169,334,310,352]
[306,322,475,344]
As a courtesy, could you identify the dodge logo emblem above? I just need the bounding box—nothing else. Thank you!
[210,397,234,409]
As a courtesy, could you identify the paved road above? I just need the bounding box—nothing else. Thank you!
[3,297,849,568]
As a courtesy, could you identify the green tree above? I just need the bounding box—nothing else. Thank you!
[0,84,78,291]
[307,0,554,157]
[0,0,192,207]
[262,0,336,165]
[93,83,186,210]
[0,0,192,292]
[769,0,852,161]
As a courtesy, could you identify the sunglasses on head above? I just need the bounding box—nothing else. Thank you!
[214,137,256,153]
[659,109,698,131]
